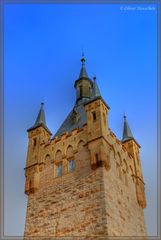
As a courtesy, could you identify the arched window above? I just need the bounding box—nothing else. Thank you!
[77,140,85,149]
[68,159,75,173]
[56,162,62,177]
[44,154,50,165]
[66,145,74,159]
[55,150,63,177]
[55,150,62,161]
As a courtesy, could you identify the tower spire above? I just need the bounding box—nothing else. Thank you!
[34,102,46,126]
[92,75,101,98]
[27,102,51,134]
[79,52,88,78]
[122,113,134,142]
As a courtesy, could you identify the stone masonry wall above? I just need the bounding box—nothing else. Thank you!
[24,121,147,239]
[103,149,147,237]
[24,139,108,239]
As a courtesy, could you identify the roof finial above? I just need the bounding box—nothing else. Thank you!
[124,112,126,119]
[93,74,96,81]
[79,51,88,78]
[81,50,85,65]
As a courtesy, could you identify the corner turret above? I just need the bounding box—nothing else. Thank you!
[91,75,101,98]
[121,114,146,209]
[122,114,134,142]
[25,103,52,195]
[84,76,111,171]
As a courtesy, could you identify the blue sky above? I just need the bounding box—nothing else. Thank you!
[4,3,158,236]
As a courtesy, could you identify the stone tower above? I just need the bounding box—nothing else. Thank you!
[24,55,147,239]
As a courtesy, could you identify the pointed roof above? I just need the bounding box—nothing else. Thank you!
[74,53,93,89]
[54,56,110,137]
[35,102,46,126]
[122,114,134,142]
[92,76,101,98]
[27,103,51,134]
[79,52,88,78]
[54,104,87,137]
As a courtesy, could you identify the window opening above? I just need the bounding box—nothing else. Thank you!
[103,112,106,125]
[92,112,97,122]
[56,163,62,177]
[33,138,37,147]
[79,86,83,98]
[68,159,75,173]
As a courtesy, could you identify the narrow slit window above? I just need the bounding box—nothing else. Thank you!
[79,86,83,98]
[103,112,106,125]
[92,112,97,122]
[95,154,99,164]
[33,138,37,147]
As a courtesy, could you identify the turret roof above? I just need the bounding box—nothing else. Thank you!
[27,103,51,135]
[91,76,101,98]
[122,114,134,142]
[53,55,110,137]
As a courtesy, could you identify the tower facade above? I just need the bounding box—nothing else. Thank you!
[24,56,147,239]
